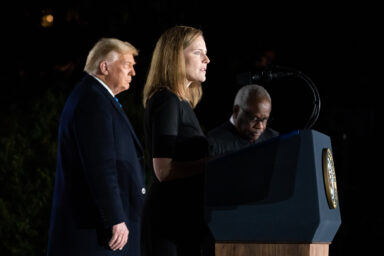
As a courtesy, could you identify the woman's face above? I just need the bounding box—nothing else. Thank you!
[184,35,210,86]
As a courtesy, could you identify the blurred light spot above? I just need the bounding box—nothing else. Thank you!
[41,10,54,27]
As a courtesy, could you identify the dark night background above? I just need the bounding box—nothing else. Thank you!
[0,1,381,255]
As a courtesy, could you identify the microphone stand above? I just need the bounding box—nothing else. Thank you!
[251,65,321,129]
[295,71,321,129]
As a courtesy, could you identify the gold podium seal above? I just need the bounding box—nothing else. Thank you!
[322,148,338,209]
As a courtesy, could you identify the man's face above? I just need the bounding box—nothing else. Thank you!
[233,99,271,142]
[104,52,136,95]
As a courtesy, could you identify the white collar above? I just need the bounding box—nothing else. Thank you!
[230,115,235,125]
[91,74,115,97]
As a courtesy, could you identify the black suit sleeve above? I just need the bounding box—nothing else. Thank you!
[73,97,125,228]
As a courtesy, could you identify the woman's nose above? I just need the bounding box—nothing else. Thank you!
[202,53,210,63]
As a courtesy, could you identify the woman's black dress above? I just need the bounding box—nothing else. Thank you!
[141,88,209,256]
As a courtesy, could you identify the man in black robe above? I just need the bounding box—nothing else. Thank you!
[207,84,279,156]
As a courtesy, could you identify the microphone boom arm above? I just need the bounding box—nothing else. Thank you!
[250,66,321,129]
[296,71,321,129]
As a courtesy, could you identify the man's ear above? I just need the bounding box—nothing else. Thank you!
[99,61,109,75]
[233,105,240,120]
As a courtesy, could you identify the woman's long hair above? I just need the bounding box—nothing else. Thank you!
[143,26,203,108]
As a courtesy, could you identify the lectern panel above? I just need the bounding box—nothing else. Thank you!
[204,130,341,243]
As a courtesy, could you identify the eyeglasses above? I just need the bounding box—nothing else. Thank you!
[240,107,270,125]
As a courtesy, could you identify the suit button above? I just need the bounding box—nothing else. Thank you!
[141,187,146,195]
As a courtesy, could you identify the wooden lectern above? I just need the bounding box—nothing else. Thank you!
[204,130,341,256]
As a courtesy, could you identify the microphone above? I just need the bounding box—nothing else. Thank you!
[251,70,298,81]
[235,68,298,85]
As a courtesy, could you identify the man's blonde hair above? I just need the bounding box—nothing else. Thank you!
[84,38,138,75]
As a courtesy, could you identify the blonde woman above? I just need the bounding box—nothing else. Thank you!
[141,26,211,256]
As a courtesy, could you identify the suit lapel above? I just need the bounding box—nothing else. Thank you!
[86,75,144,154]
[110,97,144,153]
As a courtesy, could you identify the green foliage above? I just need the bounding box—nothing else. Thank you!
[0,89,66,256]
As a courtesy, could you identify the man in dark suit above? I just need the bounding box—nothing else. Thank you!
[207,84,279,156]
[47,38,145,256]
